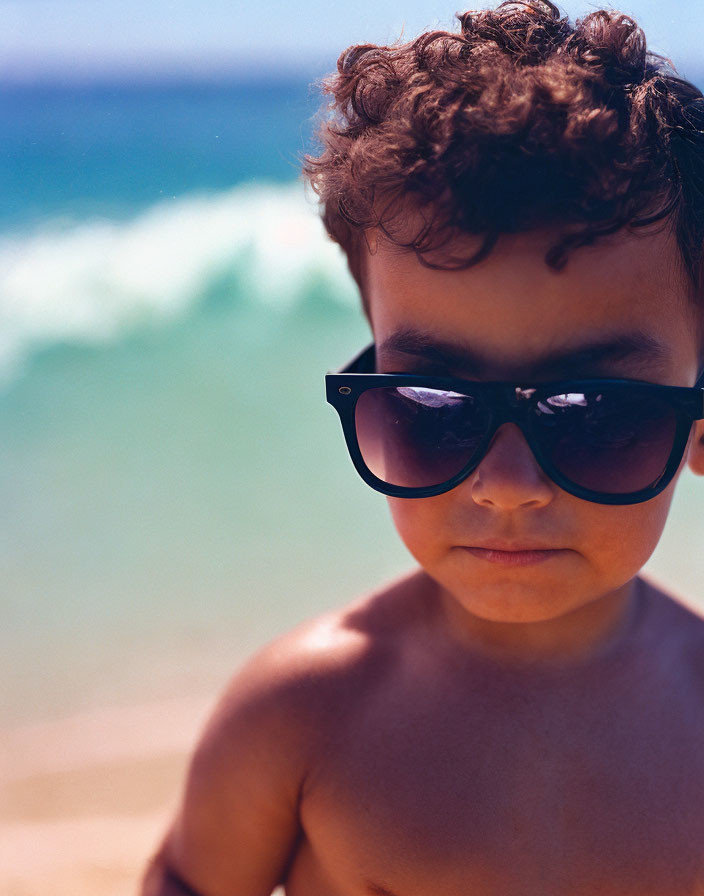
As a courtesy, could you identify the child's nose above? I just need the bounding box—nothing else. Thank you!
[466,422,555,509]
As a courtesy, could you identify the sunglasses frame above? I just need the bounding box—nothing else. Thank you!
[326,343,704,505]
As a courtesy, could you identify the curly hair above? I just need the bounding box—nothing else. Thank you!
[302,1,704,313]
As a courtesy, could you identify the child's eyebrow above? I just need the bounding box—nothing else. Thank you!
[378,326,672,378]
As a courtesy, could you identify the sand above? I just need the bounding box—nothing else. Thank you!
[0,695,215,896]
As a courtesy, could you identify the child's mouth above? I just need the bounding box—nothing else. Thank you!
[461,546,566,566]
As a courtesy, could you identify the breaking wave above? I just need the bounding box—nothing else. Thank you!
[0,181,356,382]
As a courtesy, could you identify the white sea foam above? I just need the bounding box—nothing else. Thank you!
[0,181,356,383]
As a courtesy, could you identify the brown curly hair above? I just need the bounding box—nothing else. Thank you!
[302,1,704,316]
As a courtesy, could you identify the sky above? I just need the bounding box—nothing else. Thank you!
[0,0,701,81]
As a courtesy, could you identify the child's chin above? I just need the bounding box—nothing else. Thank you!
[445,582,596,626]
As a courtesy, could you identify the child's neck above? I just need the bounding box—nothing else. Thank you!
[433,576,643,671]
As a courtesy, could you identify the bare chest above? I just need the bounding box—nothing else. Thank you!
[293,671,704,896]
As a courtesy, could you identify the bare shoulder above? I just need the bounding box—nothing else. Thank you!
[209,566,429,736]
[637,574,704,683]
[177,565,432,827]
[186,566,431,781]
[143,570,427,896]
[638,573,704,629]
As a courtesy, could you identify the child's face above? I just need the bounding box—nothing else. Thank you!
[365,226,704,632]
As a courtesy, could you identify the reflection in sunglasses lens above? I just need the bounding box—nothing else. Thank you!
[356,386,488,488]
[354,383,679,497]
[535,388,677,494]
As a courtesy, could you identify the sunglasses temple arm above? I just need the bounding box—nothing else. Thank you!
[694,365,704,420]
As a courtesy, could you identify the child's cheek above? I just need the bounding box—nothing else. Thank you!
[574,487,677,584]
[385,495,453,567]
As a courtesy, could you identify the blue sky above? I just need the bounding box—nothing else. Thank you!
[1,0,701,80]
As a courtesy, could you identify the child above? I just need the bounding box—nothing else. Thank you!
[143,2,704,893]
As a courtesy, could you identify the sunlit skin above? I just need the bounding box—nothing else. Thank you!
[367,226,703,663]
[142,227,704,896]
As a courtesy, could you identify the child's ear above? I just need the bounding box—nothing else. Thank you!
[687,421,704,476]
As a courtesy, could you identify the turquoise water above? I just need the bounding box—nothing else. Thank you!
[2,80,704,725]
[0,181,413,724]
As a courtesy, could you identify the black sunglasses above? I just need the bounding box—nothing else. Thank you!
[326,343,704,505]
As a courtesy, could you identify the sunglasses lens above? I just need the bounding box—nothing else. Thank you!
[355,386,489,489]
[533,388,678,495]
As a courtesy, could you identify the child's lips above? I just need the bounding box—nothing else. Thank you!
[460,544,568,566]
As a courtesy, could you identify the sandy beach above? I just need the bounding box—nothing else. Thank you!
[0,695,216,896]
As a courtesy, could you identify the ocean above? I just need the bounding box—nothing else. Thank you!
[3,76,704,728]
